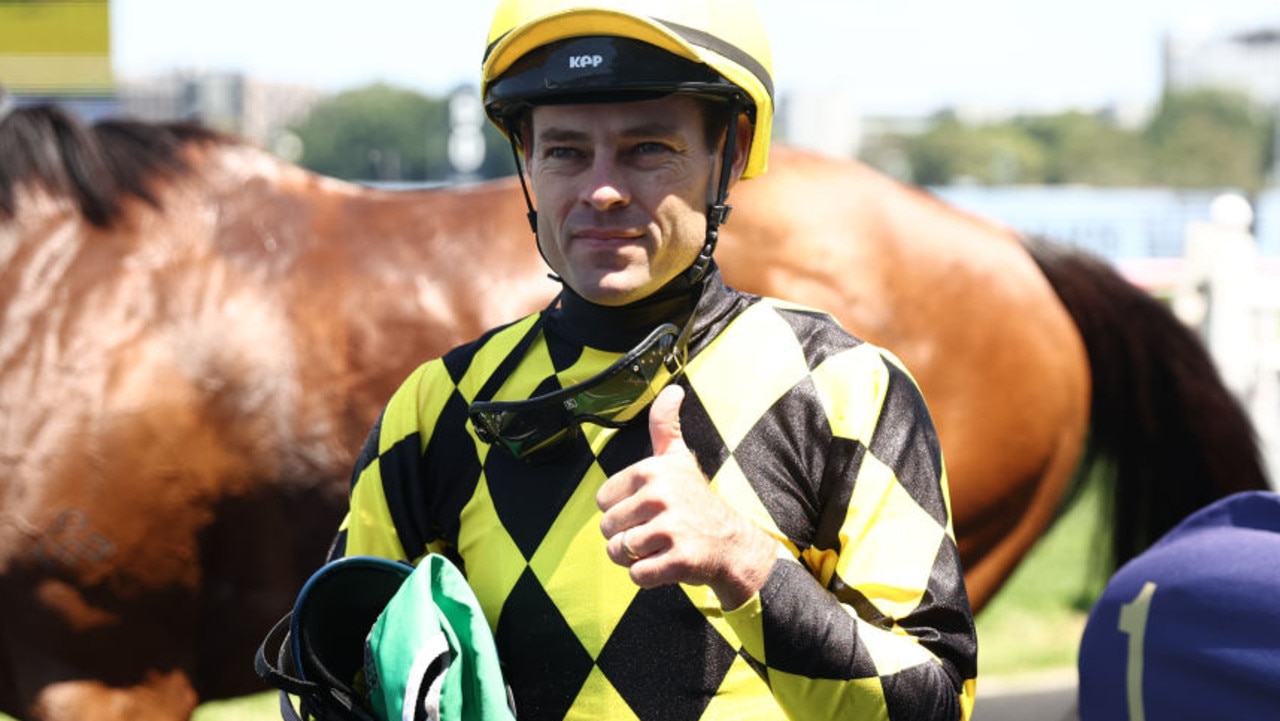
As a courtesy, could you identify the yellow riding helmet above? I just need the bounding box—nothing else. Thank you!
[481,0,774,178]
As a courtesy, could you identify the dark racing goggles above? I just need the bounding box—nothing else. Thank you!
[469,321,690,462]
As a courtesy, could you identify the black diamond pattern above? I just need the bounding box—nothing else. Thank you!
[868,363,948,526]
[361,287,974,719]
[546,328,585,372]
[676,382,730,480]
[883,661,962,720]
[813,437,865,554]
[596,585,738,721]
[421,388,484,550]
[376,430,429,556]
[913,539,978,683]
[441,331,485,384]
[349,412,384,487]
[730,377,831,543]
[495,568,594,721]
[775,306,856,370]
[485,432,595,559]
[594,416,654,477]
[760,562,880,680]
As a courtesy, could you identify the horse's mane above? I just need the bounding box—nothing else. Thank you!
[0,103,229,228]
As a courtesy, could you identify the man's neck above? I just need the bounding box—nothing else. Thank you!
[551,266,715,352]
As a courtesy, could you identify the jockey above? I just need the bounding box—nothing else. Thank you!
[305,1,978,719]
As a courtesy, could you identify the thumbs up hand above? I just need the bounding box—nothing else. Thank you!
[597,385,781,610]
[647,381,689,458]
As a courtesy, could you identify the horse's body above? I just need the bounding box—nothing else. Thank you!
[0,106,1268,721]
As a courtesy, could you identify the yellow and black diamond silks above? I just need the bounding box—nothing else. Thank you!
[336,272,978,721]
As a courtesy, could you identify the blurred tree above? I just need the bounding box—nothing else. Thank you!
[857,133,914,183]
[903,115,1046,185]
[1143,89,1274,191]
[289,83,515,183]
[1015,112,1148,186]
[868,89,1276,189]
[290,84,441,181]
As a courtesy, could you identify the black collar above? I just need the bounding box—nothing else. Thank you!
[547,263,723,352]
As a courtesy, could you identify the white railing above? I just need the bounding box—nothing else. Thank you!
[1171,194,1280,489]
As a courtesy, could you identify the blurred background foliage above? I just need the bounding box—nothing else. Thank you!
[860,88,1276,191]
[287,85,1275,192]
[288,83,516,183]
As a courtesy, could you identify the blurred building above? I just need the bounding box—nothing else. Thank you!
[1165,21,1280,185]
[776,89,862,160]
[116,71,323,149]
[1165,22,1280,106]
[0,1,318,149]
[0,0,117,120]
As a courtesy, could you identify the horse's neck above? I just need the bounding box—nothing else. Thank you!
[0,186,99,329]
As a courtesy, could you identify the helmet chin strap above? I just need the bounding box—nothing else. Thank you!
[506,132,561,281]
[505,99,742,287]
[687,98,742,285]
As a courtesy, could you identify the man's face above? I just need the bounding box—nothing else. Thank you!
[524,96,718,306]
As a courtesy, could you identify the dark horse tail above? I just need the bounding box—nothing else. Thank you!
[1025,236,1272,572]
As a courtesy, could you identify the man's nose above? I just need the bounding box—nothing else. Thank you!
[583,156,630,210]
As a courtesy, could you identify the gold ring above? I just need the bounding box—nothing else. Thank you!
[621,530,641,562]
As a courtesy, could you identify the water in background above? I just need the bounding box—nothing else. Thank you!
[932,186,1280,260]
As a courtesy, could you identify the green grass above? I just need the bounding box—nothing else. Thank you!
[973,477,1109,677]
[192,692,279,721]
[4,483,1109,721]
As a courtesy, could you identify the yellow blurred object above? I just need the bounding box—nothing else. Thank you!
[0,0,112,93]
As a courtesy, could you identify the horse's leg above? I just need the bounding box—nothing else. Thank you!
[0,572,202,721]
[949,429,1088,608]
[930,300,1091,611]
[0,424,214,721]
[29,674,198,721]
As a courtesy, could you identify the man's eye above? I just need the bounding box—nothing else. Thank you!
[545,146,582,160]
[634,142,670,155]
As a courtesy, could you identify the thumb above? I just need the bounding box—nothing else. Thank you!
[649,384,688,457]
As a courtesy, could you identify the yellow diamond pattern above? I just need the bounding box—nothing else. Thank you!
[457,477,527,627]
[532,461,638,658]
[686,306,811,450]
[840,453,946,620]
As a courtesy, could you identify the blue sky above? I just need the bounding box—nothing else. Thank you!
[111,0,1280,115]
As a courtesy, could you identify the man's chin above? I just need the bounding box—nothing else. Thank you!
[571,272,654,307]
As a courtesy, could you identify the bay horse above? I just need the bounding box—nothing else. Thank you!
[0,102,1268,721]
